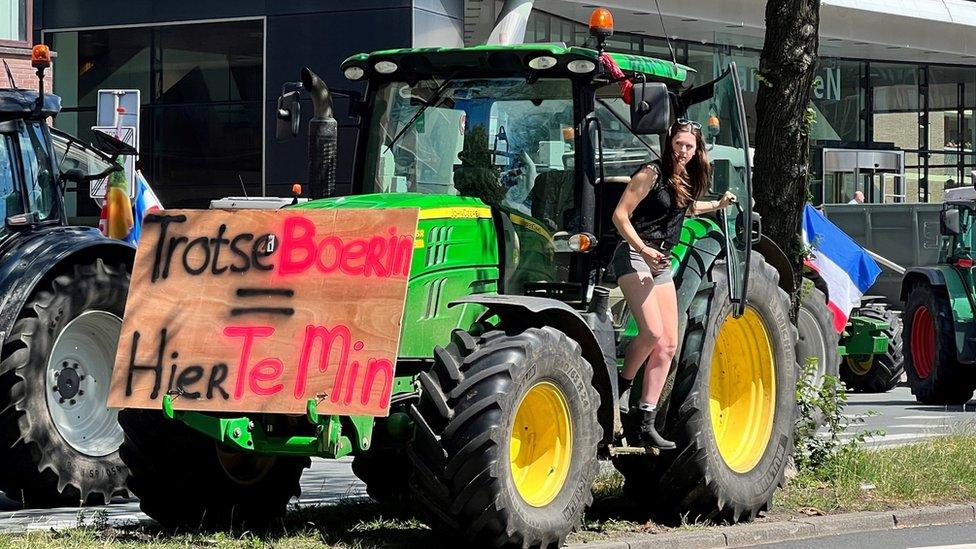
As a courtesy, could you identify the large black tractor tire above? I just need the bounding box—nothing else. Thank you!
[903,283,975,404]
[0,259,129,507]
[797,281,842,390]
[616,253,797,523]
[119,409,310,530]
[351,443,411,506]
[408,327,601,547]
[841,303,905,393]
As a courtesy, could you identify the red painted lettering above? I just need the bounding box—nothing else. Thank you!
[361,358,393,409]
[316,236,343,273]
[223,325,276,399]
[363,236,388,277]
[341,240,367,276]
[342,360,361,405]
[278,216,316,275]
[394,236,413,276]
[293,324,351,399]
[249,358,284,396]
[274,217,411,278]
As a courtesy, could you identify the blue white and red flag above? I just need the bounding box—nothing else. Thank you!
[801,204,881,333]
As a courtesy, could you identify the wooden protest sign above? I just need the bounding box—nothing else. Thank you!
[107,208,419,417]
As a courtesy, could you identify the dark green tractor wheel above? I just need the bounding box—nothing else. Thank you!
[840,303,904,393]
[407,327,601,547]
[797,280,842,390]
[0,259,129,507]
[904,283,975,404]
[119,409,309,530]
[351,441,411,505]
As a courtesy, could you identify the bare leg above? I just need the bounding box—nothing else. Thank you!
[641,280,678,405]
[618,272,665,393]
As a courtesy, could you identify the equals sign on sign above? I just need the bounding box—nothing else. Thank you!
[231,288,295,317]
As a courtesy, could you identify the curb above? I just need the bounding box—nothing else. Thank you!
[568,503,976,548]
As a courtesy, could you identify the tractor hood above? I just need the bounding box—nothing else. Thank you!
[290,192,492,216]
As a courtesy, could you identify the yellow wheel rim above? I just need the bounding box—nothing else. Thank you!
[846,356,873,376]
[709,307,777,474]
[509,381,573,507]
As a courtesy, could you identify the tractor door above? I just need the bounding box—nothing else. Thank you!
[683,64,753,316]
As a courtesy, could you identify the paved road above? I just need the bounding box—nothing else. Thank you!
[755,522,976,548]
[0,457,366,532]
[842,385,976,447]
[0,384,969,533]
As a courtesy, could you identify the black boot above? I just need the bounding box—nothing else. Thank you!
[640,409,675,450]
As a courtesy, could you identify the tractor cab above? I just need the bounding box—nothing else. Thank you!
[0,53,122,247]
[316,33,755,315]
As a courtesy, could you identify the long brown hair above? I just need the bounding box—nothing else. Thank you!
[661,120,711,208]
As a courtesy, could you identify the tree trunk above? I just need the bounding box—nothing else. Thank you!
[753,0,821,301]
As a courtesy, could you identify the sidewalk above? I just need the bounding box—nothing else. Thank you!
[568,503,976,548]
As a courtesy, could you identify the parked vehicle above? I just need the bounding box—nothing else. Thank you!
[0,46,134,506]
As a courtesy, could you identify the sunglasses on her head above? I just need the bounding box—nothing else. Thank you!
[673,118,702,131]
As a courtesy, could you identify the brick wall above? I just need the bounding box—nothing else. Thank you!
[0,52,56,92]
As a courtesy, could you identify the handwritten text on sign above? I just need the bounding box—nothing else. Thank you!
[107,208,419,417]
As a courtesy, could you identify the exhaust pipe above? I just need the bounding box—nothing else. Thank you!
[301,67,337,199]
[487,0,535,45]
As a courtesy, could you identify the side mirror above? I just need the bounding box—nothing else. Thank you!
[630,82,670,135]
[276,90,302,141]
[941,208,962,237]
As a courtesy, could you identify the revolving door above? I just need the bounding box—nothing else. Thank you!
[822,148,905,204]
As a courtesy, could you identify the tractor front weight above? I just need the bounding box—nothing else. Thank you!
[840,315,891,357]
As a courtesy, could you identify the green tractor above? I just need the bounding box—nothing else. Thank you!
[797,271,903,396]
[902,199,976,404]
[116,18,799,546]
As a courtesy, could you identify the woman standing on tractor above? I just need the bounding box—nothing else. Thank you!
[611,119,736,449]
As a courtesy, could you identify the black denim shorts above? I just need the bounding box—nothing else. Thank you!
[609,241,673,285]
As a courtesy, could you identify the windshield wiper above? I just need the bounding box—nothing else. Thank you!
[384,77,456,154]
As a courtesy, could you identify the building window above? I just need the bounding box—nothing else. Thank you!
[0,0,27,43]
[50,19,263,218]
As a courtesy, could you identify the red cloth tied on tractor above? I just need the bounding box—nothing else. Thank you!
[601,53,632,105]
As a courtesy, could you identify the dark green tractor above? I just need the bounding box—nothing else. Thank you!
[0,51,135,506]
[903,200,976,404]
[117,15,798,546]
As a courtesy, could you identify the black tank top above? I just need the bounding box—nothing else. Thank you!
[630,161,689,247]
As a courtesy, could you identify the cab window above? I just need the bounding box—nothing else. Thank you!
[18,123,56,221]
[0,135,24,227]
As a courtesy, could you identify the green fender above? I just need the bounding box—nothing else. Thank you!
[902,265,976,363]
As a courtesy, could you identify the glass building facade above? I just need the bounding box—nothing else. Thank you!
[526,9,976,205]
[36,0,459,222]
[50,20,264,217]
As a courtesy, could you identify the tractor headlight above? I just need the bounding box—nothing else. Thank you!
[567,60,597,74]
[528,56,558,70]
[374,61,398,74]
[343,66,365,81]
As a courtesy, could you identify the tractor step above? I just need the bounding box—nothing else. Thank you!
[609,441,661,457]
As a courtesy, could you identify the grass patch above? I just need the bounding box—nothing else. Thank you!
[775,433,976,515]
[2,498,437,549]
[8,436,976,547]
